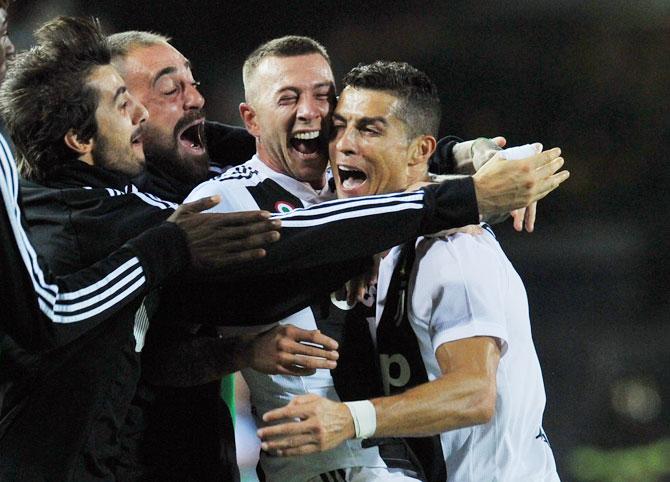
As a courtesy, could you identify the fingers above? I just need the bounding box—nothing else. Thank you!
[525,202,537,232]
[261,432,319,454]
[531,147,561,169]
[262,403,307,425]
[200,248,268,269]
[511,208,525,232]
[202,209,273,226]
[492,136,507,148]
[286,326,339,352]
[179,195,221,213]
[258,420,310,440]
[533,170,570,202]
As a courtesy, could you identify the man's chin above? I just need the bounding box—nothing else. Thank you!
[172,150,210,184]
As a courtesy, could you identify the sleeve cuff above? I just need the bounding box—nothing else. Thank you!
[125,221,190,289]
[432,319,509,358]
[420,176,480,234]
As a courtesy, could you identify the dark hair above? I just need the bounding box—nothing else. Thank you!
[0,16,111,181]
[0,1,10,11]
[243,35,329,98]
[342,60,441,139]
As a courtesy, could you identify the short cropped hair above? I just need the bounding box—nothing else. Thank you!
[108,30,171,59]
[242,35,330,101]
[342,61,441,139]
[0,16,111,181]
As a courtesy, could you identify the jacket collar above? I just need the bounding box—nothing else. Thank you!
[46,161,136,191]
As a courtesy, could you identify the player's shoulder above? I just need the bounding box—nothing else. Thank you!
[424,224,501,256]
[186,160,261,203]
[417,226,506,280]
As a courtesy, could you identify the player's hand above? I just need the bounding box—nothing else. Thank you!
[472,147,569,216]
[167,195,281,269]
[258,394,355,456]
[246,325,339,376]
[470,136,506,171]
[510,201,537,232]
[451,136,507,173]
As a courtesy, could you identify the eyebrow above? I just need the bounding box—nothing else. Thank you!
[152,60,192,87]
[277,81,334,94]
[332,113,388,128]
[113,86,127,102]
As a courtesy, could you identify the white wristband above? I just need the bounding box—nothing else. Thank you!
[343,400,376,439]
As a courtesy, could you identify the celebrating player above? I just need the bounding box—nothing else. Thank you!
[258,61,562,482]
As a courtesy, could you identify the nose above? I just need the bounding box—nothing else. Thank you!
[129,94,149,125]
[335,125,357,157]
[184,82,205,111]
[296,95,320,123]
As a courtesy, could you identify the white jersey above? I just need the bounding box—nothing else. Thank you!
[376,228,560,481]
[186,156,390,481]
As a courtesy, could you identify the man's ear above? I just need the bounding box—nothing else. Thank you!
[239,103,260,138]
[64,129,95,163]
[408,135,437,167]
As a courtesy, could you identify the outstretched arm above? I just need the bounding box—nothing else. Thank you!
[257,336,501,456]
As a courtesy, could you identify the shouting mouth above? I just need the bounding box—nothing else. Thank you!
[337,164,368,193]
[178,119,205,155]
[130,129,143,151]
[290,130,322,160]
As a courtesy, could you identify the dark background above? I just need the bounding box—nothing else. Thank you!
[8,1,669,480]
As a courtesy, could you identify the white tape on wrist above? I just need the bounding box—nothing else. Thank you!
[499,143,542,160]
[343,400,376,439]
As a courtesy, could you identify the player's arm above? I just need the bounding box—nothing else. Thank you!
[1,134,282,348]
[142,323,339,387]
[1,137,191,349]
[191,147,565,278]
[257,337,500,455]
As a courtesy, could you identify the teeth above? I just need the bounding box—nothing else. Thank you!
[293,131,320,140]
[339,165,355,172]
[342,177,365,189]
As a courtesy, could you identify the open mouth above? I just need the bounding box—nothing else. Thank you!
[290,130,321,158]
[178,120,205,153]
[130,129,143,148]
[338,165,368,191]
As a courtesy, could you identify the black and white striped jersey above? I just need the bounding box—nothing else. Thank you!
[180,154,479,327]
[185,154,480,480]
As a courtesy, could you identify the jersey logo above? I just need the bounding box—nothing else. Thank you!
[274,201,296,213]
[380,353,412,395]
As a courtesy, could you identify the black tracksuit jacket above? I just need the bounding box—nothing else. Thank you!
[1,124,477,480]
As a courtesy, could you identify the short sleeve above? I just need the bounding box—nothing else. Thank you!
[409,232,510,356]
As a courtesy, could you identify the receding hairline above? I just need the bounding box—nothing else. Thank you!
[108,30,172,59]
